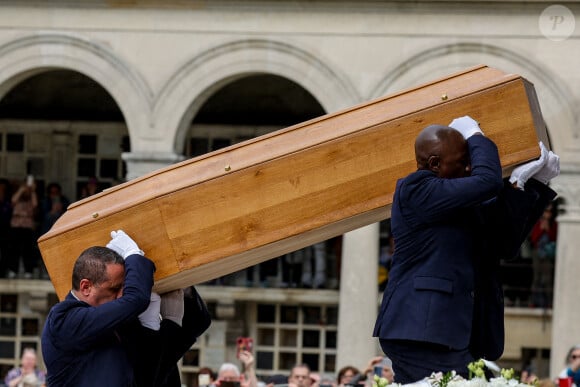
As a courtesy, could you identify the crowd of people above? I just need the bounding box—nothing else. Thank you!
[188,355,395,387]
[217,239,342,290]
[0,176,101,279]
[174,347,580,387]
[4,343,580,387]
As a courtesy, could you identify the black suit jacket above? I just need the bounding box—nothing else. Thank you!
[122,286,212,387]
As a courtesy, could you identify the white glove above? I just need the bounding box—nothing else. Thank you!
[509,142,549,189]
[106,229,144,259]
[532,149,560,184]
[160,289,184,327]
[448,115,484,139]
[138,292,161,331]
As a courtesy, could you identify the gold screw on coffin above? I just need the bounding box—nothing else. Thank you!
[441,93,448,101]
[225,165,231,172]
[92,212,99,219]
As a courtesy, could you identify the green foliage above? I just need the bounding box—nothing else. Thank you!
[433,371,455,387]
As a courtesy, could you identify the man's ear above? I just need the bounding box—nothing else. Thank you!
[79,278,92,296]
[427,155,440,172]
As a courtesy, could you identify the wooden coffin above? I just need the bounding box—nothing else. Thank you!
[38,65,550,300]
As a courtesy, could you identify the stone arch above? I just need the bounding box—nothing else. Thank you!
[153,39,360,153]
[371,42,579,158]
[0,33,152,145]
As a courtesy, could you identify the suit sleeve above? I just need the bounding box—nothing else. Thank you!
[484,178,558,259]
[129,286,212,387]
[48,254,155,350]
[159,287,212,370]
[403,135,504,224]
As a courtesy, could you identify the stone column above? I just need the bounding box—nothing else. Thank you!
[336,223,380,370]
[549,165,580,379]
[122,151,185,180]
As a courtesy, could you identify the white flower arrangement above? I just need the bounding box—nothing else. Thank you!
[372,359,534,387]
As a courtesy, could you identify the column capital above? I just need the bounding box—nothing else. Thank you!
[122,151,185,180]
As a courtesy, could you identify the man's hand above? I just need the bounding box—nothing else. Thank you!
[160,289,184,327]
[138,292,161,331]
[532,148,560,184]
[238,350,255,370]
[509,142,549,189]
[106,230,144,259]
[448,115,484,139]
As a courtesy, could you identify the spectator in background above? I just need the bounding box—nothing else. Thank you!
[282,243,327,289]
[3,347,46,387]
[265,374,288,387]
[289,364,312,387]
[40,182,70,235]
[302,242,327,289]
[216,351,258,387]
[559,345,580,387]
[529,200,559,308]
[316,374,337,387]
[0,178,12,277]
[337,365,360,387]
[80,176,99,199]
[361,356,395,385]
[7,176,39,279]
[378,234,394,292]
[197,366,218,387]
[519,365,538,384]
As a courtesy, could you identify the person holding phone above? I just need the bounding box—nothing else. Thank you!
[40,182,70,235]
[7,176,38,278]
[216,351,258,387]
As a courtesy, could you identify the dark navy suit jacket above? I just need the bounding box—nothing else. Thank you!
[373,135,556,360]
[123,286,212,387]
[42,254,155,387]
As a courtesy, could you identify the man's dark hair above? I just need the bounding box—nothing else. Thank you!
[72,246,124,290]
[290,363,311,375]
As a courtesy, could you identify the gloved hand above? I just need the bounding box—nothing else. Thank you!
[509,142,549,189]
[448,115,484,139]
[532,149,560,184]
[160,289,184,327]
[138,292,161,331]
[106,230,144,259]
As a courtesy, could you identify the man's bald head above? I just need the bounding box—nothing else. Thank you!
[415,124,470,178]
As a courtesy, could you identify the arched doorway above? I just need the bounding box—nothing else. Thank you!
[0,69,129,202]
[183,74,325,157]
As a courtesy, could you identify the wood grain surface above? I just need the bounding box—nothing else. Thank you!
[38,65,549,300]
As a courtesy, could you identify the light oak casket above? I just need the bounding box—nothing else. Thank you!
[38,65,550,300]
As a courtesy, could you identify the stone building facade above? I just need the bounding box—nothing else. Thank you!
[0,0,578,383]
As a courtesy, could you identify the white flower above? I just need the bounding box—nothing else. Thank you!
[467,377,490,387]
[487,377,529,387]
[447,380,469,387]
